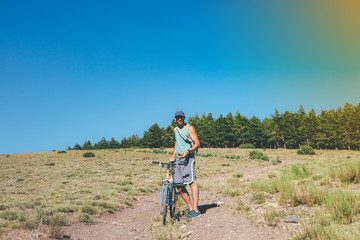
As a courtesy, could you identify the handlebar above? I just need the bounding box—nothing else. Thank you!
[152,161,185,166]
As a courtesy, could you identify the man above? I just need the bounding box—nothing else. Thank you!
[170,110,201,218]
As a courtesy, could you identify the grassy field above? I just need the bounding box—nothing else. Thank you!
[1,148,360,239]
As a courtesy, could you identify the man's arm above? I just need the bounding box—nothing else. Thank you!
[170,128,177,161]
[181,125,200,157]
[188,125,200,152]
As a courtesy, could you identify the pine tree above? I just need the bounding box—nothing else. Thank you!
[82,141,93,150]
[73,144,82,150]
[142,123,163,148]
[108,137,121,149]
[94,137,108,149]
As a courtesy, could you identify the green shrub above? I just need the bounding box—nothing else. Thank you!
[57,151,67,154]
[153,149,167,154]
[0,204,8,211]
[49,214,70,239]
[239,143,255,149]
[232,172,243,178]
[83,152,95,158]
[297,145,315,155]
[291,164,311,178]
[249,151,262,159]
[322,189,358,224]
[249,151,269,161]
[328,160,360,183]
[91,201,114,210]
[1,210,20,220]
[252,192,265,204]
[259,155,269,161]
[81,205,98,215]
[263,209,281,226]
[78,214,93,224]
[251,179,276,194]
[197,153,214,157]
[57,205,77,213]
[225,155,241,159]
[24,219,38,230]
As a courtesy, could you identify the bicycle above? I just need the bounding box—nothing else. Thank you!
[152,159,184,225]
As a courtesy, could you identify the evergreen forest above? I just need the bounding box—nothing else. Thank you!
[69,102,360,151]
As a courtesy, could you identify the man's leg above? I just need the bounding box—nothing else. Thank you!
[190,182,199,212]
[177,186,193,210]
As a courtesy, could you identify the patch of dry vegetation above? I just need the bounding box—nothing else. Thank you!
[1,148,359,239]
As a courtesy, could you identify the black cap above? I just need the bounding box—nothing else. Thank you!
[175,110,185,117]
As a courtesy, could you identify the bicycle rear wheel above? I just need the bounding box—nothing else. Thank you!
[169,185,177,219]
[162,184,169,225]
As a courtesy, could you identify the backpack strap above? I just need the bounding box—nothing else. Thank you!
[176,127,198,154]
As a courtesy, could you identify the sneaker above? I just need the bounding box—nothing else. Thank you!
[187,210,201,219]
[183,208,192,217]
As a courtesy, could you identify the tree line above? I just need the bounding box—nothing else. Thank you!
[69,102,360,151]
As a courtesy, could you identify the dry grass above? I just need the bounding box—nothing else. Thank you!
[1,148,359,238]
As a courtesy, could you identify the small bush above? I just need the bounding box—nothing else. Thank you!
[268,172,276,178]
[223,185,242,197]
[24,219,38,230]
[328,160,360,183]
[57,151,67,154]
[252,192,265,204]
[249,151,262,159]
[118,179,132,185]
[297,145,315,155]
[91,201,114,210]
[49,214,70,238]
[259,155,269,161]
[239,143,255,149]
[249,151,269,161]
[251,179,277,194]
[57,205,77,213]
[232,172,243,178]
[0,204,8,211]
[263,209,281,226]
[83,152,95,158]
[78,214,93,224]
[291,164,311,178]
[153,149,167,154]
[197,153,214,157]
[16,178,25,182]
[81,205,98,215]
[322,189,358,224]
[1,210,19,220]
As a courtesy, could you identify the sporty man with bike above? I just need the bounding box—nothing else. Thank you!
[170,110,201,218]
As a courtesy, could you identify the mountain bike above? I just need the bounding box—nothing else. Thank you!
[152,159,184,225]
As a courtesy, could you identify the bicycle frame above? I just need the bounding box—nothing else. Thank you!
[160,173,177,207]
[152,160,184,224]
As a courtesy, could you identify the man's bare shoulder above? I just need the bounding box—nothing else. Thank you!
[188,125,196,132]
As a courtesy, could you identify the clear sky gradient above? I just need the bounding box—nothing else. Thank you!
[1,1,360,154]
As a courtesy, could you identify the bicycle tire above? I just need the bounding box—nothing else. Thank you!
[162,184,169,225]
[169,185,177,219]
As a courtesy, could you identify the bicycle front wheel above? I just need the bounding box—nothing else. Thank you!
[169,185,177,219]
[162,184,169,225]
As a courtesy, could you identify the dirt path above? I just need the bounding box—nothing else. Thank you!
[37,159,304,240]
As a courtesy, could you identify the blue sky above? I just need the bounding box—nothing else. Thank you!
[1,1,360,154]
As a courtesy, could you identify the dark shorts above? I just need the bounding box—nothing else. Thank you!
[174,157,197,186]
